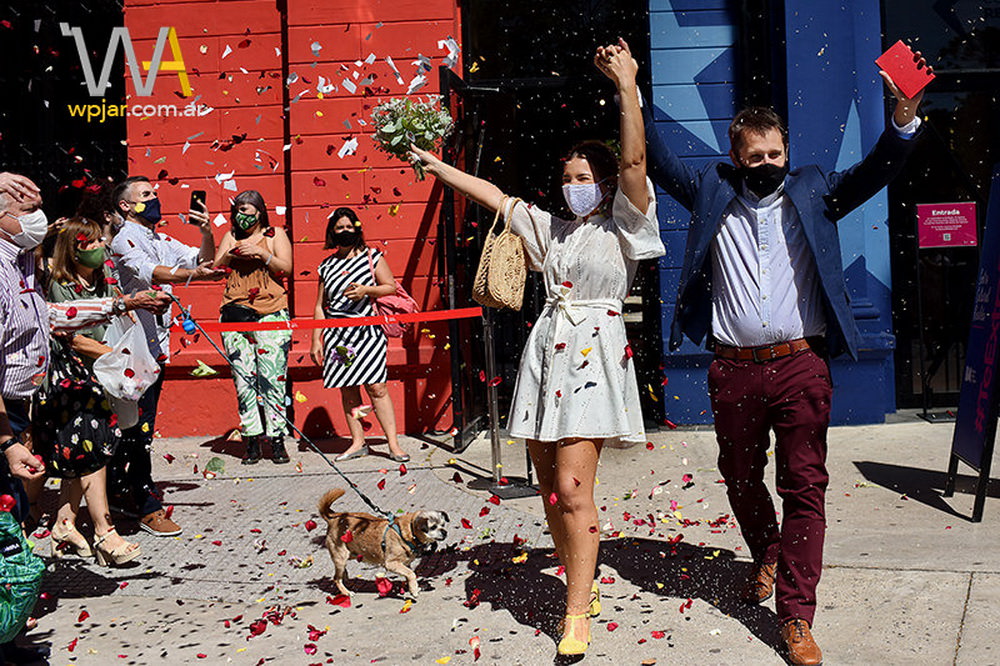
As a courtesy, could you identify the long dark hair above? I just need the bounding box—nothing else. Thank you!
[230,190,270,238]
[324,206,366,251]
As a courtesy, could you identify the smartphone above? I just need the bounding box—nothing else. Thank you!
[188,190,207,221]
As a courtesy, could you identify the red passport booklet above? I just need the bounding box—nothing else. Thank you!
[876,40,935,98]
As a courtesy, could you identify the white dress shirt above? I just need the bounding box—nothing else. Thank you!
[109,220,200,359]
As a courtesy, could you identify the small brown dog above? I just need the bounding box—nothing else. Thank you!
[318,488,449,599]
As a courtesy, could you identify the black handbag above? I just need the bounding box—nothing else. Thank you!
[219,303,262,323]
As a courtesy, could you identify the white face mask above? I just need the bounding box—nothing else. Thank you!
[0,209,48,251]
[562,181,606,219]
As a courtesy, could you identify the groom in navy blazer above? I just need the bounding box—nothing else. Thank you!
[644,56,931,665]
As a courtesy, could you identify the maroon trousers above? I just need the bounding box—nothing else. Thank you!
[708,349,832,624]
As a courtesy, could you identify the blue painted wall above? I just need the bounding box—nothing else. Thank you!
[648,0,897,425]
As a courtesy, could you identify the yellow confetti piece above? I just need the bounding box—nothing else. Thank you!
[134,201,146,213]
[193,534,204,539]
[512,552,528,564]
[447,458,457,465]
[191,360,218,377]
[141,422,150,433]
[400,599,413,614]
[315,110,323,117]
[436,658,451,664]
[82,440,93,453]
[388,203,400,216]
[294,390,308,403]
[581,347,593,356]
[656,582,664,589]
[469,61,480,73]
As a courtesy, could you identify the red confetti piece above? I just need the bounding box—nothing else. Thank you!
[488,376,502,387]
[460,518,473,529]
[65,307,78,319]
[624,344,633,359]
[478,370,486,382]
[452,472,463,483]
[327,594,351,608]
[340,530,353,543]
[118,582,129,590]
[211,540,222,546]
[664,418,678,430]
[313,176,327,187]
[652,630,666,639]
[548,492,558,506]
[600,576,615,584]
[646,441,654,450]
[573,477,580,487]
[77,610,89,622]
[163,454,175,463]
[479,506,490,517]
[488,495,500,505]
[164,505,174,520]
[376,577,393,597]
[607,622,619,632]
[197,654,207,659]
[248,619,267,637]
[561,281,573,288]
[607,310,620,317]
[67,638,78,652]
[304,519,318,532]
[682,473,693,483]
[377,478,386,490]
[554,343,567,351]
[399,463,408,476]
[304,644,317,655]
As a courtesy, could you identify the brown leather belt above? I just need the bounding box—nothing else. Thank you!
[713,338,813,363]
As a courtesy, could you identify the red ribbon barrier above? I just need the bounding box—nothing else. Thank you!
[171,306,484,333]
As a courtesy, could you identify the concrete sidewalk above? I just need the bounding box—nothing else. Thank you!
[16,412,1000,665]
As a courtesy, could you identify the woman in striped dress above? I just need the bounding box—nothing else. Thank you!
[309,207,409,462]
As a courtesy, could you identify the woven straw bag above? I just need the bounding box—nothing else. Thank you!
[472,196,526,310]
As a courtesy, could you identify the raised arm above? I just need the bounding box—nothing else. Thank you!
[596,38,647,214]
[408,145,507,213]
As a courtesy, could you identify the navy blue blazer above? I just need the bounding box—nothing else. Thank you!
[645,108,920,360]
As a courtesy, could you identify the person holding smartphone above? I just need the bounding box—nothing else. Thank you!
[212,190,293,464]
[107,176,224,537]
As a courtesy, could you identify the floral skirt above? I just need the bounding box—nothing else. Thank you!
[34,382,122,479]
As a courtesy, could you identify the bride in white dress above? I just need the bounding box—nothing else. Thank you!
[411,38,664,656]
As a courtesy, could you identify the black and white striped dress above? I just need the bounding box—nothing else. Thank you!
[317,249,388,388]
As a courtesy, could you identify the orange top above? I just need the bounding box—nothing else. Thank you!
[221,237,288,314]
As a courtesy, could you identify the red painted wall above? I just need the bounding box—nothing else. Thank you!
[123,0,462,439]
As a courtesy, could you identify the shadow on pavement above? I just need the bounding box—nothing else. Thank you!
[600,538,782,652]
[853,460,1000,520]
[453,538,784,663]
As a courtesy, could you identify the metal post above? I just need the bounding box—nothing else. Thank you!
[482,307,503,484]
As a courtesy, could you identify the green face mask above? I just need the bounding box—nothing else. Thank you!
[75,246,106,269]
[233,211,258,231]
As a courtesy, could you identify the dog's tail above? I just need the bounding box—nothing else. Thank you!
[318,488,346,522]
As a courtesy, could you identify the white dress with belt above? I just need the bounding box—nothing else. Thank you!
[506,179,665,445]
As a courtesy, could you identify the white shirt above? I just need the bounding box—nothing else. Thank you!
[109,220,200,359]
[710,185,824,347]
[711,117,922,348]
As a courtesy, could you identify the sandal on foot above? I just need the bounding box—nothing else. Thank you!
[50,519,92,559]
[94,527,141,567]
[589,581,602,617]
[335,446,369,462]
[557,613,591,656]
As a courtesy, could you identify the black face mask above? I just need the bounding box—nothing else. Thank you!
[740,162,789,199]
[333,230,359,247]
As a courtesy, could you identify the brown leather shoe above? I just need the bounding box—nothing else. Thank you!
[140,509,182,537]
[743,561,777,603]
[781,619,823,665]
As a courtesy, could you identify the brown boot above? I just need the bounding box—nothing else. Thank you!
[743,561,777,603]
[780,619,823,665]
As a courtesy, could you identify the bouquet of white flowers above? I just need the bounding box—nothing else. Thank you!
[371,96,454,180]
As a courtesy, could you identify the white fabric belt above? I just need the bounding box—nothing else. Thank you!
[544,286,622,327]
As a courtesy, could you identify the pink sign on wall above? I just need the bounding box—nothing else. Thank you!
[917,202,978,248]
